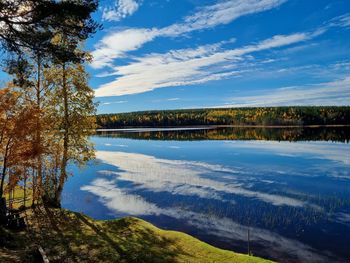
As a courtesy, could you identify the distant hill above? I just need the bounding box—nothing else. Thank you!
[97,106,350,128]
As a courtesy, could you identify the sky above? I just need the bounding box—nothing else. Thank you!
[3,0,350,113]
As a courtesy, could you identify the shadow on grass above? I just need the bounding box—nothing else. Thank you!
[103,218,192,263]
[74,213,126,258]
[28,206,191,262]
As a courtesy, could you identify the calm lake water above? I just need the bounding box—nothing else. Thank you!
[62,127,350,263]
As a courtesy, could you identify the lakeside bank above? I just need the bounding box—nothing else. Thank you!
[1,207,272,263]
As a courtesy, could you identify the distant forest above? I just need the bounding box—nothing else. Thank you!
[97,107,350,128]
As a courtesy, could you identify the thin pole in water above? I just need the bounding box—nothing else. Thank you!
[247,227,250,255]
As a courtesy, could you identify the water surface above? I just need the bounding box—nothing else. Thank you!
[62,127,350,263]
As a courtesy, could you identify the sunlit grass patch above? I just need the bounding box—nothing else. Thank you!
[3,184,33,209]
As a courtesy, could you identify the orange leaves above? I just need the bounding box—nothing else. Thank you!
[0,87,42,196]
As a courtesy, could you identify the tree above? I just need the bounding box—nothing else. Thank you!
[0,87,39,198]
[0,0,99,209]
[0,0,99,63]
[5,53,50,202]
[42,51,96,207]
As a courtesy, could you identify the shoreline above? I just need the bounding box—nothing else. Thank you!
[96,124,350,132]
[1,207,273,263]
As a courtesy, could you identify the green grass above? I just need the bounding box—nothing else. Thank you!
[0,207,273,262]
[102,216,271,263]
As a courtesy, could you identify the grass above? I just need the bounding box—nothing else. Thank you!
[3,184,32,209]
[0,206,273,263]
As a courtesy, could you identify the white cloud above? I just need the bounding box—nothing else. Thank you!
[92,0,287,68]
[91,28,159,69]
[335,212,350,225]
[93,150,311,207]
[94,31,318,97]
[102,0,141,21]
[160,0,287,35]
[104,143,128,147]
[101,100,128,105]
[218,76,350,107]
[225,140,350,167]
[81,178,162,215]
[329,13,350,28]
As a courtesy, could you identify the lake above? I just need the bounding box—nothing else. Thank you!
[62,127,350,263]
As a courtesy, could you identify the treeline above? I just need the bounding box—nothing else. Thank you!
[96,127,350,143]
[97,106,350,128]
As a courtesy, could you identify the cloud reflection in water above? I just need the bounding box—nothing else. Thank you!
[81,175,333,263]
[90,151,310,207]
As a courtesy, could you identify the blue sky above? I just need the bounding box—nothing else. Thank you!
[90,0,350,114]
[4,0,350,113]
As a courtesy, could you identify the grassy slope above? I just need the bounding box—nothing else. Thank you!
[1,207,272,263]
[101,216,269,263]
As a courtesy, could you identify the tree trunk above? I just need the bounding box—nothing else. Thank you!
[36,54,43,200]
[23,174,27,208]
[0,157,7,198]
[32,169,37,207]
[53,62,69,208]
[0,140,11,198]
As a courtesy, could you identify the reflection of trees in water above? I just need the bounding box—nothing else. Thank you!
[96,126,350,143]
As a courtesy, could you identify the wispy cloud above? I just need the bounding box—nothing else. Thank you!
[94,30,320,97]
[102,0,141,21]
[225,140,350,166]
[161,0,287,35]
[82,178,162,215]
[92,150,310,207]
[218,76,350,107]
[92,0,287,69]
[91,28,158,69]
[101,100,128,105]
[329,13,350,28]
